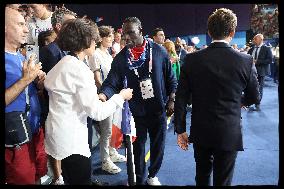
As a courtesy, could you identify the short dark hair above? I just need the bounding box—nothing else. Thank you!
[123,17,142,30]
[152,27,164,37]
[51,7,77,27]
[207,8,237,40]
[38,30,55,49]
[57,18,100,53]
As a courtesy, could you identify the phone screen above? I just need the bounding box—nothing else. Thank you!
[25,45,39,64]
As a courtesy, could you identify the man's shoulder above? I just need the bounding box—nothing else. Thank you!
[235,50,253,60]
[41,42,61,54]
[151,41,167,55]
[261,45,271,51]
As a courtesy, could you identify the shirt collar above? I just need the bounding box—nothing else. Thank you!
[256,43,264,48]
[211,40,229,44]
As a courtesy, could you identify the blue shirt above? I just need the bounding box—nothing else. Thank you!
[5,51,26,113]
[100,40,177,117]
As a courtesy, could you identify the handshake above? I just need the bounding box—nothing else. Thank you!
[98,88,133,102]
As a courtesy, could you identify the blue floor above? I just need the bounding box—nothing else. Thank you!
[91,78,279,186]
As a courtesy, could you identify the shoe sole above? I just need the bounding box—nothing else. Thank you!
[102,166,121,174]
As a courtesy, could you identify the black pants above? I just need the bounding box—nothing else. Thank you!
[274,59,279,82]
[257,75,265,105]
[61,154,91,185]
[87,117,93,150]
[133,113,167,185]
[193,144,238,186]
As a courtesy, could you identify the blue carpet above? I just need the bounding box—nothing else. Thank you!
[91,79,279,186]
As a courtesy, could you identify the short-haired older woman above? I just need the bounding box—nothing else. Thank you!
[44,18,133,185]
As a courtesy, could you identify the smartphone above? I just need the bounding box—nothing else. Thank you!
[25,45,39,64]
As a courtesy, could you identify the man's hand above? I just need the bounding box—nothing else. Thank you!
[119,88,133,100]
[98,93,107,102]
[22,54,42,83]
[177,132,189,151]
[35,70,46,90]
[166,100,174,117]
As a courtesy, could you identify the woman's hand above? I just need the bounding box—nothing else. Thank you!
[119,88,133,100]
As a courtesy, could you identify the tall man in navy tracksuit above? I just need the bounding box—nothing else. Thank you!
[99,17,177,185]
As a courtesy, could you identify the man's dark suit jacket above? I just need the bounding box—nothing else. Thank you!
[247,44,273,76]
[39,41,65,74]
[174,42,260,151]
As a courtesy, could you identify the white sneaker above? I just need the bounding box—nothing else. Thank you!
[102,160,121,174]
[40,175,52,185]
[147,176,161,185]
[110,153,126,163]
[53,175,64,185]
[109,147,126,163]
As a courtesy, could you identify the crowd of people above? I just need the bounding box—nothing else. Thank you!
[250,4,278,39]
[5,4,277,186]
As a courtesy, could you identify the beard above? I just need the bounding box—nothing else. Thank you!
[126,40,135,49]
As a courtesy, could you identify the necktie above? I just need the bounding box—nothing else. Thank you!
[254,47,259,60]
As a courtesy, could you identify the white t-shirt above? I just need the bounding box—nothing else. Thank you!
[112,42,121,55]
[26,14,53,61]
[44,55,124,160]
[88,48,113,82]
[26,14,53,46]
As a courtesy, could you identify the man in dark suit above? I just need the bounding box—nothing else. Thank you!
[174,8,260,186]
[247,33,273,111]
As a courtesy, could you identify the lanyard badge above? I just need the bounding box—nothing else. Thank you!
[140,78,154,99]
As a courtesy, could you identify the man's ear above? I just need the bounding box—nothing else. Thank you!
[139,27,143,35]
[207,30,211,38]
[229,30,235,38]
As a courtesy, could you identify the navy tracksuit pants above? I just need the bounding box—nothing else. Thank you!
[133,112,167,185]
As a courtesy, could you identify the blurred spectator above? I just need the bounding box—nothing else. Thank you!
[152,27,165,45]
[163,41,181,80]
[181,39,187,50]
[186,45,196,53]
[120,36,126,50]
[174,37,188,67]
[112,30,122,57]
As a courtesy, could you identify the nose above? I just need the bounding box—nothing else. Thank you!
[23,24,29,34]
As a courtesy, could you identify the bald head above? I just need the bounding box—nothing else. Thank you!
[6,4,21,9]
[5,7,20,25]
[5,7,29,51]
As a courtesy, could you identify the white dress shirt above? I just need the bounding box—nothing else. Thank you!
[44,55,124,160]
[252,43,263,60]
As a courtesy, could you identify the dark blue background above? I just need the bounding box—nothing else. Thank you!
[65,4,252,38]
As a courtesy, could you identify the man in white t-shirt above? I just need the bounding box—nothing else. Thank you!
[26,4,53,60]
